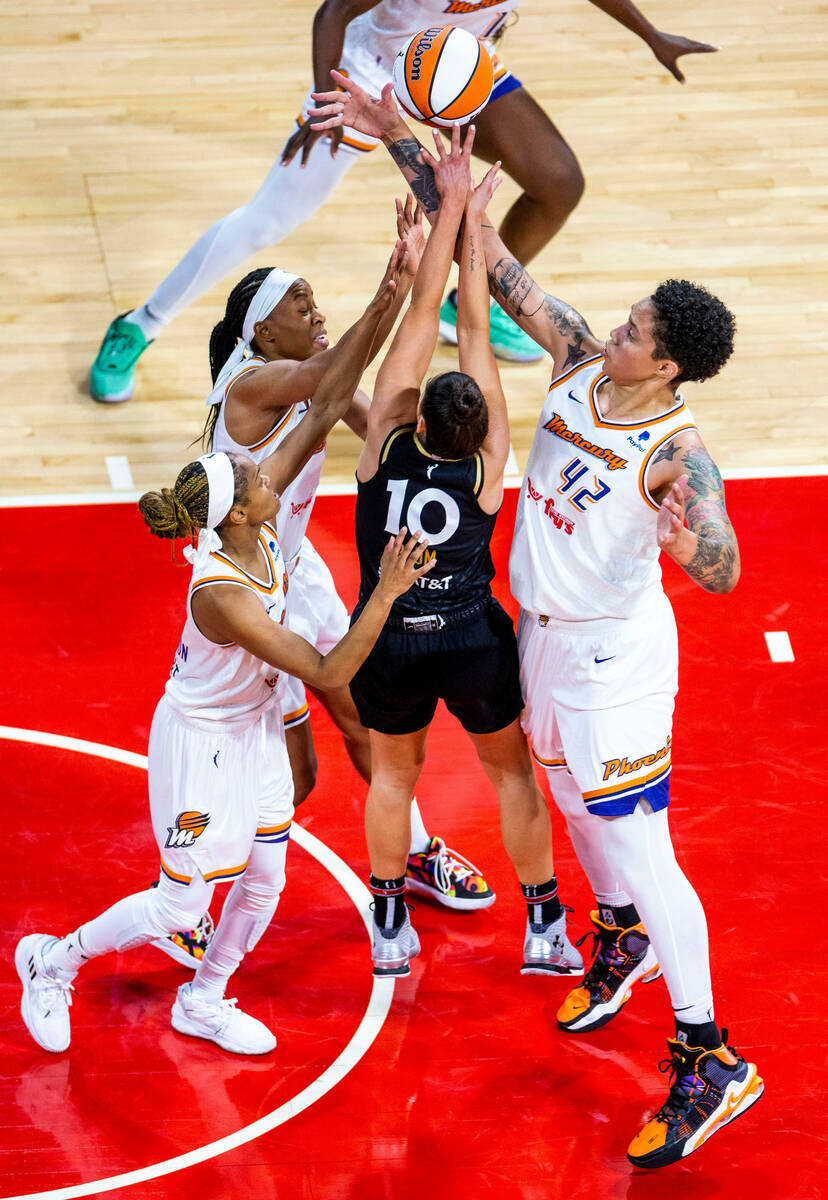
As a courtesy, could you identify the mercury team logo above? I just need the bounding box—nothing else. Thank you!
[165,811,210,848]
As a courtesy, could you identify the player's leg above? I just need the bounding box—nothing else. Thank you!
[439,81,583,363]
[89,114,367,402]
[172,708,294,1055]
[15,871,214,1053]
[466,717,582,976]
[364,725,427,976]
[592,802,763,1168]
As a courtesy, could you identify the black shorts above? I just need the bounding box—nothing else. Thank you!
[349,596,524,736]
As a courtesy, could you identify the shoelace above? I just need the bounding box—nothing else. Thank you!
[38,976,75,1017]
[655,1052,707,1127]
[575,927,624,995]
[429,841,478,894]
[103,327,139,362]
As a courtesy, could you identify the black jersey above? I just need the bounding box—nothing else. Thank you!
[355,424,497,617]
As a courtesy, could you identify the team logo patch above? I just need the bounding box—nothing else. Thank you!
[165,811,210,848]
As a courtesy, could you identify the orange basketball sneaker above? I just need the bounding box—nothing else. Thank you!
[556,911,661,1033]
[628,1031,763,1168]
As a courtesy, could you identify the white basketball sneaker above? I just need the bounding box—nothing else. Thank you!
[171,982,276,1055]
[15,934,75,1053]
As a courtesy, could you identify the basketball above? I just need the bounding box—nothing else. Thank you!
[392,26,495,128]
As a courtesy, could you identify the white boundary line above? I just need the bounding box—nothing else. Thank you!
[1,464,826,508]
[0,726,393,1200]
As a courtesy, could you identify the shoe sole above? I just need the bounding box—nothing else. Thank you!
[151,936,202,970]
[404,876,496,911]
[558,953,662,1033]
[170,1005,276,1055]
[15,935,70,1054]
[490,346,545,363]
[520,960,584,977]
[628,1069,764,1169]
[90,378,134,403]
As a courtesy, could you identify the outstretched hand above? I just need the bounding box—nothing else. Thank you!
[281,119,343,167]
[369,237,407,315]
[376,528,435,601]
[467,160,502,219]
[646,31,719,84]
[395,194,425,275]
[421,125,474,207]
[309,72,399,139]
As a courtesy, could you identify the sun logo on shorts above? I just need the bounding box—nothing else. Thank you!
[165,811,210,849]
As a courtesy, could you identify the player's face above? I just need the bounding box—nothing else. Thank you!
[268,280,328,360]
[604,299,673,385]
[245,461,280,524]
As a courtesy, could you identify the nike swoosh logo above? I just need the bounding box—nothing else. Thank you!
[568,389,583,404]
[594,655,615,664]
[697,1069,763,1147]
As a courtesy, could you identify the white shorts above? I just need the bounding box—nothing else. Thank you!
[149,698,294,886]
[281,538,350,728]
[295,38,515,155]
[518,594,678,817]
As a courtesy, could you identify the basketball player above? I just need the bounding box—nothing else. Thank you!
[154,225,495,971]
[88,0,718,400]
[353,126,580,981]
[312,88,764,1167]
[15,277,435,1056]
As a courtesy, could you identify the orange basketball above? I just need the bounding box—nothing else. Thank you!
[392,26,494,128]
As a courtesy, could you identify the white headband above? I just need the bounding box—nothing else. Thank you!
[182,452,237,568]
[205,267,300,407]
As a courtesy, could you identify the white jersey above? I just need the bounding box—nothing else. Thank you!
[510,355,696,621]
[213,352,325,563]
[164,520,289,732]
[346,0,519,71]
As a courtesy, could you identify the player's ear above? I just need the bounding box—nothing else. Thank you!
[656,358,680,384]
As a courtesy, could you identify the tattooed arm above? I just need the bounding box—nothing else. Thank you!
[308,74,602,371]
[647,430,740,593]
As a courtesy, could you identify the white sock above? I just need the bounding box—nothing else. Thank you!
[141,133,359,329]
[408,797,431,856]
[123,306,164,340]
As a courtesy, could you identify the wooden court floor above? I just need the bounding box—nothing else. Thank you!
[1,0,826,498]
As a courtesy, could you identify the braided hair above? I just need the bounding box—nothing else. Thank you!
[202,267,273,448]
[420,371,489,460]
[138,456,251,543]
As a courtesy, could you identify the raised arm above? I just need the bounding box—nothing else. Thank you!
[585,0,719,85]
[648,429,740,593]
[458,165,510,508]
[309,76,603,373]
[193,529,435,689]
[259,253,401,496]
[359,128,471,475]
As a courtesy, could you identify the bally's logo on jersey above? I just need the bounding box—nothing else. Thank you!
[526,477,575,535]
[602,736,671,782]
[165,811,210,848]
[542,413,628,471]
[290,495,313,518]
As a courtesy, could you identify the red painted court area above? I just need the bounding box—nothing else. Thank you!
[0,477,825,1200]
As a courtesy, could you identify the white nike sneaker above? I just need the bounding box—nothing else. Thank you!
[15,934,74,1053]
[171,982,276,1054]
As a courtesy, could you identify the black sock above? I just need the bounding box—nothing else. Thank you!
[370,875,407,931]
[522,877,563,925]
[598,901,640,930]
[674,1017,721,1051]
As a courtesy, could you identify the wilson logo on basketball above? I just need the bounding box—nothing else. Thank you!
[165,811,210,848]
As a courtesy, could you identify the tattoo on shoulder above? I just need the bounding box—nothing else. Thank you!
[652,439,681,468]
[388,138,440,213]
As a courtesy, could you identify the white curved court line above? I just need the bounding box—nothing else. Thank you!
[1,726,393,1200]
